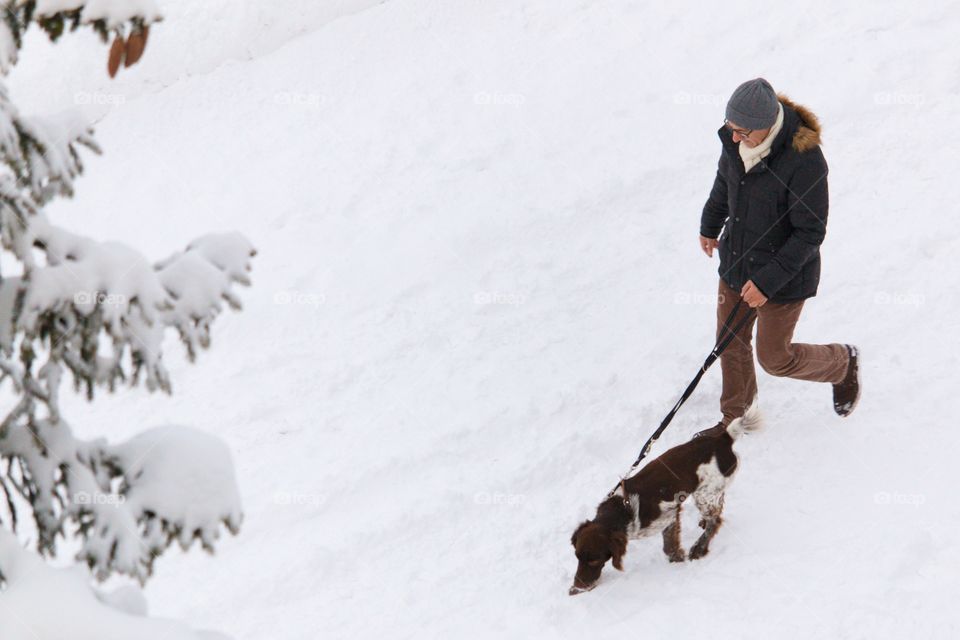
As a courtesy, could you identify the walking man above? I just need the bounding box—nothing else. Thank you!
[698,78,860,430]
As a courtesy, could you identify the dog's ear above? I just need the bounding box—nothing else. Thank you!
[571,520,591,547]
[610,531,627,571]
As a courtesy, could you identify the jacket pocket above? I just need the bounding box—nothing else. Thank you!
[745,250,772,279]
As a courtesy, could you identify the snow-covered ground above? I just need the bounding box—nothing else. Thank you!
[6,0,959,638]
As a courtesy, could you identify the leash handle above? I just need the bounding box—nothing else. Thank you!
[606,298,756,498]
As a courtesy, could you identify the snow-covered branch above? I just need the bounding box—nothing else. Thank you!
[0,417,242,582]
[1,0,163,76]
[0,211,253,580]
[0,213,255,398]
[0,89,101,209]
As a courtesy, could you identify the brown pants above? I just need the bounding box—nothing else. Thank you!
[716,279,849,425]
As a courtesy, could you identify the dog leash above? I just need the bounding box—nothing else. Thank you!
[606,297,757,499]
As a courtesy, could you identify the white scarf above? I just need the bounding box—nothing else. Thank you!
[739,101,784,172]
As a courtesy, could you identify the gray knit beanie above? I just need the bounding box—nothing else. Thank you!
[725,78,779,130]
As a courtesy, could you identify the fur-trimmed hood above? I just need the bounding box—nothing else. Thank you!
[716,94,822,156]
[777,94,821,152]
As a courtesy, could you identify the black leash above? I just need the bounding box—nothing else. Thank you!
[606,298,756,498]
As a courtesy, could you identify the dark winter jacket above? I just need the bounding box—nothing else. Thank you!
[700,95,828,303]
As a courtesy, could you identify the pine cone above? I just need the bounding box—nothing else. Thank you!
[125,26,149,67]
[108,35,125,78]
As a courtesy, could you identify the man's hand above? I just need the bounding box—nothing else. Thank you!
[699,235,718,257]
[740,280,768,308]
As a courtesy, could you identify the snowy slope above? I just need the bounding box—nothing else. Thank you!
[7,0,960,638]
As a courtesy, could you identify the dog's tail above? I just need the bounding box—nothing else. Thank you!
[726,403,763,440]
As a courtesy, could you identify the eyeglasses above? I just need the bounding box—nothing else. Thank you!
[724,119,752,138]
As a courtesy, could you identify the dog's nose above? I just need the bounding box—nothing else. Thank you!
[568,583,593,596]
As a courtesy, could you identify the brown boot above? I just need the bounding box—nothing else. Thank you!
[693,422,728,439]
[832,345,860,418]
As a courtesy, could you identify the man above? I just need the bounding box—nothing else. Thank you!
[698,78,860,432]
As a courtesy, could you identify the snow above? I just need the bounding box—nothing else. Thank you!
[4,0,960,638]
[0,529,229,640]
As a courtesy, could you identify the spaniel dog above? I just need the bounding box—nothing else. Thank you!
[569,407,761,594]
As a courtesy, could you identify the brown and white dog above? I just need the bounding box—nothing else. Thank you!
[569,407,762,595]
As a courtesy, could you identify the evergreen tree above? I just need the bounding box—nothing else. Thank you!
[0,2,253,637]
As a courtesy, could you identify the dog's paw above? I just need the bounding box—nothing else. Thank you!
[666,550,686,563]
[688,544,709,560]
